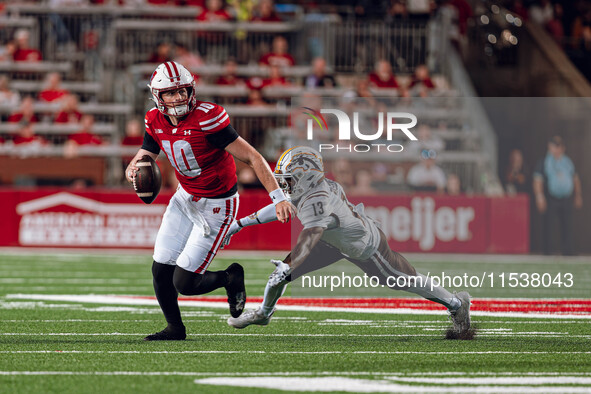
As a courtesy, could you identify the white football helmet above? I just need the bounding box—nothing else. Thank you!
[148,61,197,117]
[274,146,324,201]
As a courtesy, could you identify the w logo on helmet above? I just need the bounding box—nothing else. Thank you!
[213,207,221,214]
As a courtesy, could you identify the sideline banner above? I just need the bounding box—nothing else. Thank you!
[0,189,528,253]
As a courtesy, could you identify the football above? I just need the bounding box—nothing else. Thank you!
[133,155,162,204]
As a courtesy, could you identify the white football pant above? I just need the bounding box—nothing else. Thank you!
[153,185,239,273]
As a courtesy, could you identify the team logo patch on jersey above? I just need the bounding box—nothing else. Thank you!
[213,207,221,214]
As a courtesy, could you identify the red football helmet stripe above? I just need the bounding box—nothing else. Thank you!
[170,61,180,78]
[163,62,174,79]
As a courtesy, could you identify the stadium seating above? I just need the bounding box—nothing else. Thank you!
[0,1,501,194]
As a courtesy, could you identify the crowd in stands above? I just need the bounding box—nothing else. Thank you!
[0,70,105,156]
[0,0,471,194]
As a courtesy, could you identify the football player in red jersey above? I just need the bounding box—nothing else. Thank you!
[125,61,292,341]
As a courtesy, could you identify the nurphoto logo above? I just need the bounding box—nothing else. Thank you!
[303,107,418,153]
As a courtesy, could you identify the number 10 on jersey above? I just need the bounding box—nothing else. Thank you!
[161,140,202,177]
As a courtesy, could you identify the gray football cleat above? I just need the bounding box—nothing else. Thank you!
[227,308,274,329]
[449,291,471,334]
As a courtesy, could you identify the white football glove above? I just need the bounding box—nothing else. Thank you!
[268,259,292,288]
[221,220,242,249]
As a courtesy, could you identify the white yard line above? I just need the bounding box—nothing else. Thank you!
[192,376,591,393]
[5,294,591,319]
[0,332,590,340]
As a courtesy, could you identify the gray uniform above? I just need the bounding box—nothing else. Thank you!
[296,179,381,261]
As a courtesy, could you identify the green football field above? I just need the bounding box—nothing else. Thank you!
[0,251,590,393]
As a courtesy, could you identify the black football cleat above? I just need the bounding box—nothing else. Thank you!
[225,263,246,318]
[144,325,186,341]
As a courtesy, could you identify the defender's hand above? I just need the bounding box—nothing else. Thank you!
[221,220,242,249]
[275,200,294,224]
[269,259,291,288]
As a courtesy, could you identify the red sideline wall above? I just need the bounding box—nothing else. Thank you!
[0,189,529,253]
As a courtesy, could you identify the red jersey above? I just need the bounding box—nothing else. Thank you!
[368,72,399,88]
[39,89,68,102]
[259,53,295,67]
[13,49,42,62]
[8,113,39,123]
[54,110,83,123]
[408,77,435,89]
[197,9,232,22]
[69,132,102,145]
[14,135,45,145]
[144,102,237,198]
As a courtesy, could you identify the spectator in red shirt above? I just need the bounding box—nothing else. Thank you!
[368,60,399,88]
[67,115,102,146]
[64,115,102,158]
[121,118,144,146]
[262,64,290,87]
[259,36,295,67]
[215,58,245,86]
[8,96,39,124]
[408,64,436,92]
[12,29,42,62]
[38,72,69,103]
[177,0,206,6]
[13,122,47,146]
[148,42,173,64]
[251,0,281,22]
[54,94,83,123]
[197,0,232,21]
[121,118,144,167]
[246,89,268,106]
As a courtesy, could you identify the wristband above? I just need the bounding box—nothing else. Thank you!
[269,188,287,205]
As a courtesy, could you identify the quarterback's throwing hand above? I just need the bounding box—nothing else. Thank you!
[275,201,294,224]
[125,160,139,183]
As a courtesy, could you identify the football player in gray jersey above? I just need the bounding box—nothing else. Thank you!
[223,146,471,336]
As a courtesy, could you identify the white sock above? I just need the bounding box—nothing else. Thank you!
[260,280,287,317]
[404,272,460,311]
